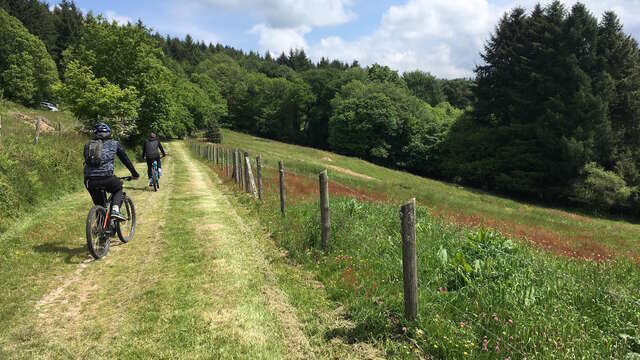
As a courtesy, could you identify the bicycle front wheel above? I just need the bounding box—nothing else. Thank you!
[117,196,136,243]
[87,205,109,259]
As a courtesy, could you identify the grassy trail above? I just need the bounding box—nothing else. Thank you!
[0,142,360,359]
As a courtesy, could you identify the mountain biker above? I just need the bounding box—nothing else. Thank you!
[142,132,166,187]
[84,123,139,221]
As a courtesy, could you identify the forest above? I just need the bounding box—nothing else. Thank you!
[1,0,639,212]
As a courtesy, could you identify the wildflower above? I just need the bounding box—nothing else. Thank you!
[495,343,500,352]
[493,313,499,321]
[434,344,438,349]
[508,319,513,326]
[482,337,488,352]
[402,326,407,333]
[416,329,424,337]
[464,351,468,356]
[460,321,465,328]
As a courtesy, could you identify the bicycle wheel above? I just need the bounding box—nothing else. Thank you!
[86,205,110,259]
[152,167,158,192]
[116,196,136,243]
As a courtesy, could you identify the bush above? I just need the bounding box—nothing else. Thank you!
[204,118,222,143]
[571,162,633,209]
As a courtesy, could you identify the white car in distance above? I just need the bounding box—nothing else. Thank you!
[40,102,59,112]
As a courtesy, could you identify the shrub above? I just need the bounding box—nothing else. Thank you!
[571,162,633,209]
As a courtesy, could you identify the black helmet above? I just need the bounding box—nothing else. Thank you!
[94,122,111,139]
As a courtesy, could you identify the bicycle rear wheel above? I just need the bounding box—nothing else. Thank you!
[86,206,109,259]
[117,196,136,243]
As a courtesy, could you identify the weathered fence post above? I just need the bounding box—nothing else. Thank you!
[279,161,285,215]
[57,121,61,137]
[245,155,258,198]
[232,150,237,182]
[34,117,41,144]
[400,198,418,321]
[238,149,245,190]
[256,155,263,203]
[0,115,2,137]
[319,170,330,251]
[244,152,250,193]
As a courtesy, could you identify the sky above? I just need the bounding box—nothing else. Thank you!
[69,0,640,79]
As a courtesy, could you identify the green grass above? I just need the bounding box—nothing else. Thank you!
[220,129,640,260]
[195,133,640,359]
[0,100,85,233]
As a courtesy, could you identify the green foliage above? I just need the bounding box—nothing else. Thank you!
[403,70,444,106]
[571,162,634,210]
[0,102,84,232]
[445,1,640,209]
[0,8,58,105]
[204,117,222,143]
[55,60,141,136]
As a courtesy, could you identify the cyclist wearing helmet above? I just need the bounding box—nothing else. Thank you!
[84,123,139,221]
[142,132,165,187]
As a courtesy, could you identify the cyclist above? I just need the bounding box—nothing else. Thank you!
[84,123,139,221]
[142,132,166,187]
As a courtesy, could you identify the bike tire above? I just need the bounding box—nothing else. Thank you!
[152,170,158,192]
[116,196,136,243]
[86,206,109,259]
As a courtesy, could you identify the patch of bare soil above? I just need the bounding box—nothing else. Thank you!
[327,164,376,181]
[8,111,56,132]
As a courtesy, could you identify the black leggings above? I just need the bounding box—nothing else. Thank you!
[86,176,123,208]
[146,157,162,178]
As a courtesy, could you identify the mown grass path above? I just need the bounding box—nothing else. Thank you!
[0,142,363,359]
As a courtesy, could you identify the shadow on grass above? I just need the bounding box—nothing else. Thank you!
[33,242,88,264]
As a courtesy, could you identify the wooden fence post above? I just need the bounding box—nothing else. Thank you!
[232,150,237,182]
[34,117,41,144]
[319,170,330,251]
[256,155,263,202]
[57,121,61,137]
[279,161,285,215]
[244,152,250,193]
[245,155,258,198]
[0,115,2,138]
[400,198,418,321]
[238,149,245,190]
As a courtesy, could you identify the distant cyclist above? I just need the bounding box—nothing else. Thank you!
[142,132,166,187]
[84,123,139,221]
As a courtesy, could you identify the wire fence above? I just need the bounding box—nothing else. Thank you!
[187,138,640,359]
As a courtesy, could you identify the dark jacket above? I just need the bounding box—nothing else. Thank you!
[142,138,165,159]
[84,138,139,179]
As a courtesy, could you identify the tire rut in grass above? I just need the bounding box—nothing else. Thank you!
[6,149,176,357]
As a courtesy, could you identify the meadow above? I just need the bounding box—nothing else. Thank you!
[0,100,84,232]
[200,129,640,359]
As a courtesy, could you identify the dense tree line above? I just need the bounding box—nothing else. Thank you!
[442,1,640,211]
[2,0,638,212]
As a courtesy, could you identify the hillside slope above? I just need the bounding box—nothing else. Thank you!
[220,129,640,261]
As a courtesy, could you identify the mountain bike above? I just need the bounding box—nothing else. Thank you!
[151,160,159,192]
[85,177,136,259]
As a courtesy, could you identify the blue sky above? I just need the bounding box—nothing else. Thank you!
[70,0,640,78]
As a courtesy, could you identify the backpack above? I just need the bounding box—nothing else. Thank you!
[86,139,103,167]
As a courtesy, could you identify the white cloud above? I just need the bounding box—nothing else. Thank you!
[202,0,356,28]
[310,0,497,78]
[250,24,310,55]
[104,10,133,25]
[307,0,640,78]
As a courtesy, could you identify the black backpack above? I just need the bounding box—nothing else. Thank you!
[86,139,103,167]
